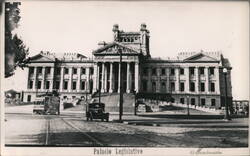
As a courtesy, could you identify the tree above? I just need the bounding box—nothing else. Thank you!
[5,2,29,78]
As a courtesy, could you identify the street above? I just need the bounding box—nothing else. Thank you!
[4,105,249,147]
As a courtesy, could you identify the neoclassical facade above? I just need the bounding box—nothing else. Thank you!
[23,24,232,110]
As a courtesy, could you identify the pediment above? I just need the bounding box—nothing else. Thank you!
[29,54,55,62]
[184,53,218,62]
[93,42,140,55]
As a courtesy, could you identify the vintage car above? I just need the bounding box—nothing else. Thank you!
[86,102,109,122]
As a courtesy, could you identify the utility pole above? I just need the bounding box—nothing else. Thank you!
[98,63,101,104]
[119,48,123,122]
[223,68,231,121]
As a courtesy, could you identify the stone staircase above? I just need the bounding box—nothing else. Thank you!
[92,93,135,112]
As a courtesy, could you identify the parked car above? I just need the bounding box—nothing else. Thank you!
[86,102,109,122]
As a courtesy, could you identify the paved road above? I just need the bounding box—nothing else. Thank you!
[4,105,249,147]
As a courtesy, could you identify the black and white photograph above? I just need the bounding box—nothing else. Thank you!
[1,0,249,156]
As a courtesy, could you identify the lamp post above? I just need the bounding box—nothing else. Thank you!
[134,91,137,115]
[119,48,123,122]
[223,68,231,120]
[187,95,190,117]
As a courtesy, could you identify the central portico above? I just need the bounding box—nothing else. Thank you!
[92,24,150,93]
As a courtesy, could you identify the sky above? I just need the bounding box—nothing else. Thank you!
[4,1,249,100]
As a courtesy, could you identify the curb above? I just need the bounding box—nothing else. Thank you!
[113,120,160,127]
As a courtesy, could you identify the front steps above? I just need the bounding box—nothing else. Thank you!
[91,93,135,112]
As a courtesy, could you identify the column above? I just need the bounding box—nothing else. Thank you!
[126,62,131,93]
[118,62,121,93]
[101,63,105,92]
[166,68,170,93]
[104,63,108,92]
[77,67,81,92]
[205,66,209,93]
[50,67,54,91]
[175,67,180,93]
[33,67,37,91]
[86,67,90,92]
[134,62,139,92]
[185,67,190,92]
[109,62,113,93]
[215,66,220,94]
[147,67,151,92]
[68,67,73,92]
[195,66,199,93]
[60,67,64,91]
[93,63,98,92]
[41,67,46,91]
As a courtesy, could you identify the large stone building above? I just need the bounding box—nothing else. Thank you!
[23,24,232,111]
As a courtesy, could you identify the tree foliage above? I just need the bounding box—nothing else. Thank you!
[5,2,29,78]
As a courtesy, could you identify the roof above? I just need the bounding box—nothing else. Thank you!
[28,51,91,63]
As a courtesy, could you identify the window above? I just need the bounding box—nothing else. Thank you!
[201,98,206,106]
[180,82,185,92]
[64,68,69,74]
[46,67,51,74]
[29,67,34,75]
[64,81,68,90]
[73,68,77,75]
[37,67,42,74]
[63,96,67,99]
[210,67,215,75]
[27,95,31,102]
[171,82,175,91]
[28,80,33,89]
[190,82,195,92]
[170,68,175,75]
[72,81,77,90]
[143,80,147,91]
[190,67,195,75]
[152,68,157,75]
[210,82,215,92]
[81,68,86,75]
[37,81,42,89]
[201,82,205,92]
[55,67,61,75]
[180,98,185,104]
[152,82,156,92]
[161,68,166,75]
[55,81,60,89]
[161,82,166,92]
[143,68,148,75]
[180,68,184,75]
[90,68,94,75]
[191,98,196,105]
[211,99,216,106]
[81,81,85,90]
[45,81,50,89]
[72,96,76,99]
[199,67,204,75]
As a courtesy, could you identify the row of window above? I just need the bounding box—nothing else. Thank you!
[29,67,94,76]
[143,67,215,76]
[142,81,216,92]
[179,98,216,106]
[121,37,139,43]
[28,80,86,90]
